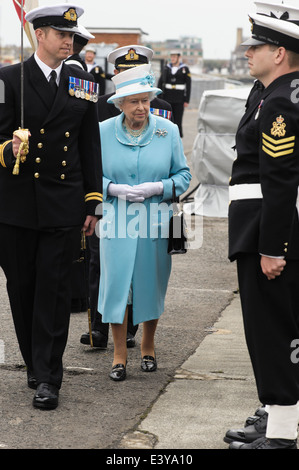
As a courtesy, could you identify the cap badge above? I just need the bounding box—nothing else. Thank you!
[64,8,77,22]
[125,48,140,62]
[271,115,286,138]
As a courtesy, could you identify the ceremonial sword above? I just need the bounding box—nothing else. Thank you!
[13,0,29,176]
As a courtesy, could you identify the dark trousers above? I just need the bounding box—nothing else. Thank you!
[237,253,299,406]
[0,223,80,388]
[88,231,138,337]
[171,102,185,137]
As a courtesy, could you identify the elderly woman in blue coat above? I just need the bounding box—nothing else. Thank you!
[98,64,191,381]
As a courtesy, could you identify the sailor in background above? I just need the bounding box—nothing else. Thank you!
[158,51,191,137]
[80,44,172,350]
[226,1,299,449]
[84,45,113,96]
[65,24,94,71]
[65,25,98,314]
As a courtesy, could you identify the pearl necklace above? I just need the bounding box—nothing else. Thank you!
[123,119,148,144]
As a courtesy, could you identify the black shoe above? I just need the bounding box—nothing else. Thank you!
[244,406,266,427]
[141,355,157,372]
[80,330,108,349]
[229,436,297,449]
[109,363,126,381]
[33,383,59,410]
[27,370,37,390]
[224,409,268,444]
[126,332,136,348]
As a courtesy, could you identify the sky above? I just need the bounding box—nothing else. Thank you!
[0,0,298,59]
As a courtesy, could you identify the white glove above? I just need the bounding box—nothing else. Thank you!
[132,182,164,199]
[107,183,145,202]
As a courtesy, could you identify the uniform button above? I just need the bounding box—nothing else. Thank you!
[131,174,136,179]
[34,173,40,179]
[35,158,41,163]
[65,132,70,138]
[284,248,288,252]
[40,129,45,134]
[62,161,67,167]
[64,146,68,152]
[38,143,43,149]
[60,174,66,180]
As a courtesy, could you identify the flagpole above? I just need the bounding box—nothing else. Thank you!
[20,0,24,129]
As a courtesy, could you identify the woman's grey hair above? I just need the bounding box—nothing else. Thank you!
[113,91,158,110]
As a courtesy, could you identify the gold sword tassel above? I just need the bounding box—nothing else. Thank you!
[12,128,29,175]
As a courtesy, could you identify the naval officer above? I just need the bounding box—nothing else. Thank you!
[0,4,102,410]
[158,51,191,137]
[227,1,299,449]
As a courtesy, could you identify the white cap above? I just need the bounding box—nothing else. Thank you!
[107,64,162,103]
[25,4,84,34]
[108,45,154,68]
[242,1,299,52]
[85,45,97,54]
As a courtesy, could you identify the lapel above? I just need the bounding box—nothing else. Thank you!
[42,62,69,127]
[236,86,264,133]
[26,56,70,126]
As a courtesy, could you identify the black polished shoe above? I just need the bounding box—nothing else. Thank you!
[224,408,268,443]
[244,406,266,426]
[80,330,108,349]
[141,355,157,372]
[109,363,126,381]
[126,332,136,348]
[229,436,297,449]
[33,383,59,410]
[27,370,37,390]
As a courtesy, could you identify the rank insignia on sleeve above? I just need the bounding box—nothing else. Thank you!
[262,132,295,158]
[271,115,286,138]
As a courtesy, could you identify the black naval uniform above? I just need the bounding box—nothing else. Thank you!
[229,71,299,406]
[65,53,88,71]
[65,53,91,313]
[86,93,173,342]
[0,55,102,388]
[158,62,191,137]
[89,65,114,97]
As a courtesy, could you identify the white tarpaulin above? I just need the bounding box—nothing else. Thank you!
[185,87,252,217]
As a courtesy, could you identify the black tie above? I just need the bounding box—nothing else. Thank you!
[49,70,58,99]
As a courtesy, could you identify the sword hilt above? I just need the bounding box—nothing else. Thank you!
[12,128,29,175]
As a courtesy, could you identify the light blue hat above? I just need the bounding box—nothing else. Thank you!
[107,64,162,103]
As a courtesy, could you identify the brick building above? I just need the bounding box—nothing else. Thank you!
[86,27,147,48]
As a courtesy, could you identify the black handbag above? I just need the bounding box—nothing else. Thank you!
[168,180,187,255]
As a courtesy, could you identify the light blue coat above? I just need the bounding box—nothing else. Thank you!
[98,112,191,325]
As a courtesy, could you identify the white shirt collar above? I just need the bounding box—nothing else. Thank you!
[34,52,63,83]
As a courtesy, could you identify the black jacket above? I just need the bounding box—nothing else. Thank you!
[158,63,191,104]
[229,72,299,261]
[0,55,102,230]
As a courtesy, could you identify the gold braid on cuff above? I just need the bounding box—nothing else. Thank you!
[0,140,13,168]
[12,128,30,175]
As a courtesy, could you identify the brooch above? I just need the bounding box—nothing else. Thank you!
[156,129,168,138]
